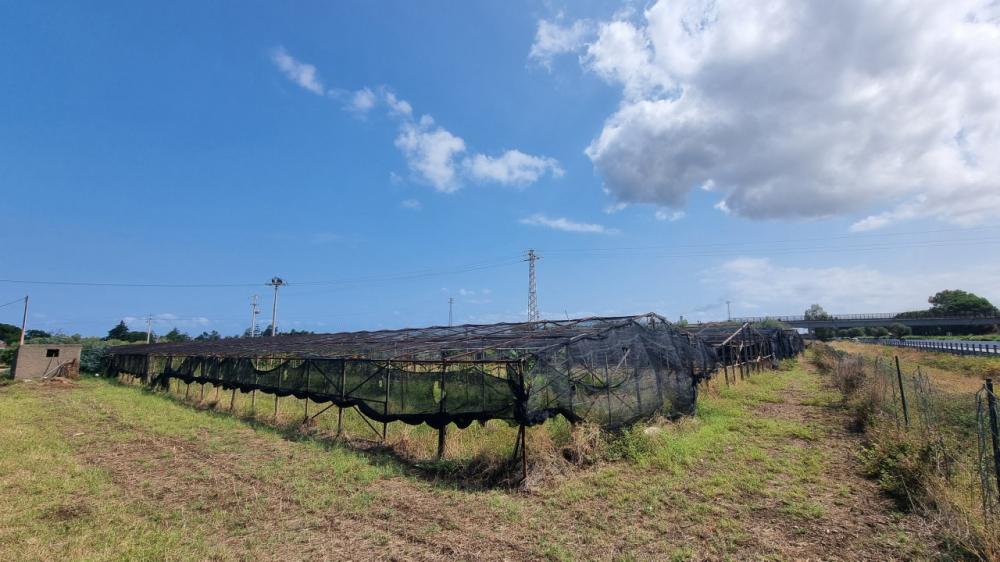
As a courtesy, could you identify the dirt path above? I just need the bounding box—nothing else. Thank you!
[741,366,932,561]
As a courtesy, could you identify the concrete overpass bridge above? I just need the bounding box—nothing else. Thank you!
[731,313,1000,330]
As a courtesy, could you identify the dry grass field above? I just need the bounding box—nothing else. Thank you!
[0,359,937,561]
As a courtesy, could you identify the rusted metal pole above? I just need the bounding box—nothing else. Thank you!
[985,379,1000,495]
[894,356,909,429]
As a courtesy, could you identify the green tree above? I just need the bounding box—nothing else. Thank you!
[888,323,912,338]
[0,323,21,346]
[162,328,191,342]
[25,329,51,340]
[927,290,999,317]
[194,330,222,341]
[107,321,130,341]
[804,304,835,341]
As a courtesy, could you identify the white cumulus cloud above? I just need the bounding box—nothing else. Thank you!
[394,117,467,193]
[520,213,619,234]
[536,1,1000,229]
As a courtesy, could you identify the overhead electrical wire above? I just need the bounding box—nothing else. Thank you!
[0,296,26,309]
[1,227,995,290]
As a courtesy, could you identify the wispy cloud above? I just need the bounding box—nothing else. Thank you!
[520,213,619,234]
[400,199,422,210]
[270,46,325,95]
[310,231,341,244]
[269,49,563,193]
[123,313,211,330]
[529,19,595,68]
[465,150,563,186]
[348,87,376,114]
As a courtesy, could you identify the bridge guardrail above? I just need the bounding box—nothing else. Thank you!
[857,338,1000,357]
[732,313,1000,323]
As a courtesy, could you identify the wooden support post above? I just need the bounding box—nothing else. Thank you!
[229,387,236,412]
[274,394,279,420]
[437,425,447,460]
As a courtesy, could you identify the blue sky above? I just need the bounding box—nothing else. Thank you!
[3,1,999,337]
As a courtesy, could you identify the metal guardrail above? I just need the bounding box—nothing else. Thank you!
[733,313,1000,323]
[858,338,1000,357]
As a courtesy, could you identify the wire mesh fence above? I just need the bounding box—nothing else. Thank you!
[816,344,1000,535]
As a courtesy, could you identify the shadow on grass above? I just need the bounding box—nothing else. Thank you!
[98,374,527,492]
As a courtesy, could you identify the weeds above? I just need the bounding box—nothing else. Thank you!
[814,343,1000,559]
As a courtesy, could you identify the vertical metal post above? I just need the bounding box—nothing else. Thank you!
[894,356,909,429]
[437,355,447,459]
[382,361,391,441]
[304,361,310,423]
[986,379,1000,494]
[337,360,346,437]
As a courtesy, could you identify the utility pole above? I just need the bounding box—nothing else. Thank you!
[145,315,153,343]
[727,300,732,321]
[525,250,540,323]
[249,294,260,337]
[448,297,454,327]
[268,277,286,336]
[18,295,28,346]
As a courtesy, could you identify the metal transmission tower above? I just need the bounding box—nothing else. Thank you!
[525,250,540,323]
[249,294,260,337]
[448,297,454,327]
[268,277,286,336]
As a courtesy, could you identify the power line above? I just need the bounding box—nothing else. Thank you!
[0,231,996,291]
[0,296,26,309]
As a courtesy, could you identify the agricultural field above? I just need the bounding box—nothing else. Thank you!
[1,359,937,561]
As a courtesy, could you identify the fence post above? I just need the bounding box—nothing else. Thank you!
[986,379,1000,494]
[895,356,909,429]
